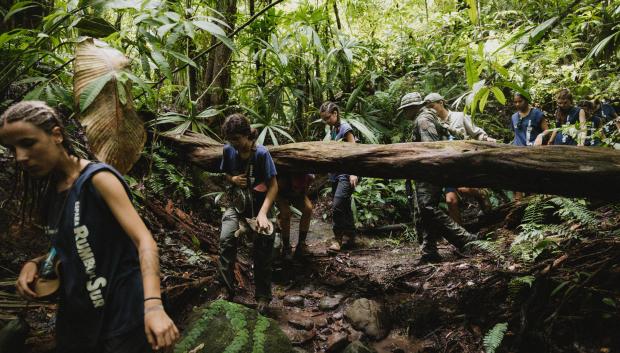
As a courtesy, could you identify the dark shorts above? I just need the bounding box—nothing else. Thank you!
[57,325,152,353]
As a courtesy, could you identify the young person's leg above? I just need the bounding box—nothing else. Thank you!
[276,196,292,257]
[253,233,274,311]
[218,208,240,298]
[294,195,313,258]
[417,182,477,262]
[445,188,462,224]
[458,187,491,214]
[334,177,355,247]
[331,177,355,250]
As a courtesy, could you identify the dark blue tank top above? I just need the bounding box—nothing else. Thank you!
[511,108,544,146]
[554,106,581,145]
[50,163,143,350]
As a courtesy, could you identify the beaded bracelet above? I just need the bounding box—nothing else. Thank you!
[144,297,162,302]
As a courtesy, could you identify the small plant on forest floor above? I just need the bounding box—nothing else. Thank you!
[483,322,508,353]
[351,178,409,228]
[145,143,194,201]
[510,196,598,263]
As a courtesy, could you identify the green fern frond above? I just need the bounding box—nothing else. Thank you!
[483,322,508,353]
[469,239,502,256]
[520,195,551,227]
[549,197,597,229]
[508,275,535,300]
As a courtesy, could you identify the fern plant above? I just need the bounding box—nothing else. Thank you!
[508,275,535,301]
[145,144,193,200]
[468,239,504,258]
[510,196,592,263]
[549,197,597,229]
[483,322,508,353]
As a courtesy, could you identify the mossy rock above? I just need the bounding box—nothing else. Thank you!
[174,300,292,353]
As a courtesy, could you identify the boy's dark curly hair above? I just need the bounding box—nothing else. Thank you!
[221,113,258,140]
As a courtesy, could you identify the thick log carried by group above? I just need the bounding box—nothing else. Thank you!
[164,132,620,200]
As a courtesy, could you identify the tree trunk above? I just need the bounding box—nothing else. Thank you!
[163,132,620,200]
[203,0,237,107]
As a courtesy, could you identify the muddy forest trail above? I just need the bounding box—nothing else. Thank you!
[2,193,619,353]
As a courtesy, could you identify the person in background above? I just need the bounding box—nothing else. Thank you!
[275,173,314,260]
[511,92,548,146]
[511,92,548,200]
[546,89,587,146]
[399,92,426,122]
[2,101,178,353]
[319,101,358,252]
[425,93,496,143]
[577,100,603,146]
[592,98,618,125]
[592,98,618,140]
[399,92,426,244]
[424,93,493,224]
[218,113,278,312]
[411,95,478,263]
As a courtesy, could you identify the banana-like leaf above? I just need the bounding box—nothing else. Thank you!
[74,38,146,174]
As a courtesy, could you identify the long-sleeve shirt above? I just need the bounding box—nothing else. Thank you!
[412,108,450,142]
[447,111,489,141]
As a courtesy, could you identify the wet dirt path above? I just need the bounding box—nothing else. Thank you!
[265,218,479,353]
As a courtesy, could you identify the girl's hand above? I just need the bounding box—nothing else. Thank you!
[231,175,247,188]
[256,213,270,233]
[16,262,38,299]
[349,175,358,189]
[485,137,497,143]
[144,305,180,350]
[534,134,544,146]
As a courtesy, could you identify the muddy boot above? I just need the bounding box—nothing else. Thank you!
[343,232,356,250]
[328,232,343,253]
[281,244,292,261]
[293,231,309,259]
[256,298,270,314]
[216,284,235,301]
[293,244,309,259]
[419,252,442,264]
[419,230,442,264]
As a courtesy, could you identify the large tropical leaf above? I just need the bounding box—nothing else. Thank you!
[73,38,146,174]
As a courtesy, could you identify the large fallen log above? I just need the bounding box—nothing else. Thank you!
[163,132,620,200]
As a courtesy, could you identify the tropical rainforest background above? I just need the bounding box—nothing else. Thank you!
[1,0,620,352]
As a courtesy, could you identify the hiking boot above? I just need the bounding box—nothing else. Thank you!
[293,243,309,259]
[281,245,292,260]
[217,286,235,301]
[343,235,356,250]
[256,298,270,314]
[328,241,342,253]
[419,252,442,264]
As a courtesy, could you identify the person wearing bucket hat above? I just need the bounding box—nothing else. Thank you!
[399,92,425,121]
[399,92,427,249]
[411,95,479,263]
[2,101,179,353]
